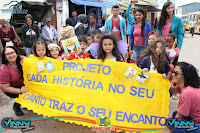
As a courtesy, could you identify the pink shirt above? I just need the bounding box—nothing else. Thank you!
[162,19,172,39]
[112,17,122,41]
[133,24,145,46]
[177,86,200,119]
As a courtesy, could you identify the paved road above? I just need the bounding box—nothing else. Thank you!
[0,31,199,133]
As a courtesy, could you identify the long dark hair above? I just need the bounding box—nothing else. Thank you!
[98,31,122,61]
[135,7,145,37]
[2,46,23,78]
[158,2,174,30]
[176,62,200,88]
[139,38,166,74]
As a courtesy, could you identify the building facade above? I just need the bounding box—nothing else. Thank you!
[182,2,200,15]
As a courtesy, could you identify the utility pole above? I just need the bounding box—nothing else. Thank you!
[174,0,175,11]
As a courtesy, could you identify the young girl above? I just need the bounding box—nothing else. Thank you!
[97,31,123,62]
[165,33,180,100]
[165,33,180,67]
[48,43,61,60]
[58,37,69,60]
[139,38,170,76]
[147,31,160,46]
[94,29,102,43]
[32,41,48,57]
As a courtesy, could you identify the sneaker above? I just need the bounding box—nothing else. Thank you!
[13,105,24,116]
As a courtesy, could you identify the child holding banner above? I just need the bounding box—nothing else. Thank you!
[138,31,160,63]
[97,31,123,61]
[32,41,49,57]
[68,35,90,60]
[48,43,62,60]
[138,38,170,75]
[162,62,200,133]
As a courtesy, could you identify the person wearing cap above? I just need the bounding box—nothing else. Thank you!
[42,18,58,45]
[22,14,39,57]
[74,14,87,36]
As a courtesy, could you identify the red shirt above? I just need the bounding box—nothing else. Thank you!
[133,24,145,46]
[177,86,200,119]
[0,27,16,48]
[0,64,24,93]
[68,51,90,60]
[112,17,122,41]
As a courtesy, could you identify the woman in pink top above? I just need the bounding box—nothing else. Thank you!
[162,62,200,133]
[157,2,183,50]
[129,7,151,65]
[0,46,29,116]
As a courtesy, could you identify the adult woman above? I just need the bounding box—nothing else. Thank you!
[0,46,29,116]
[157,2,183,50]
[86,14,101,35]
[129,7,151,64]
[0,19,16,48]
[163,62,200,133]
[60,18,75,39]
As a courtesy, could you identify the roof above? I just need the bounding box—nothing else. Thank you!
[181,2,200,7]
[134,3,161,12]
[70,0,114,8]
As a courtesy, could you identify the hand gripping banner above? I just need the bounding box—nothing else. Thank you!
[15,55,170,132]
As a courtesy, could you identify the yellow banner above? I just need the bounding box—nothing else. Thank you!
[16,55,170,132]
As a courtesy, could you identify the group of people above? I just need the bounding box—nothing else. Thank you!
[0,1,200,133]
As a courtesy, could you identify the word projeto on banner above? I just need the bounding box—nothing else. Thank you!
[15,56,171,132]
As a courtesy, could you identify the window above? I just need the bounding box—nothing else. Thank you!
[181,16,187,23]
[178,10,181,14]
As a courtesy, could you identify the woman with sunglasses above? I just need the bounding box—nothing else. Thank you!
[163,62,200,133]
[0,46,29,116]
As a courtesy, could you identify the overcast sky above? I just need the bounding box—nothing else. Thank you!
[158,0,200,9]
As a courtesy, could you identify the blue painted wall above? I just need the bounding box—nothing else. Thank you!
[182,3,200,14]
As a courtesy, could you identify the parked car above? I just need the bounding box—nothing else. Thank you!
[9,1,54,43]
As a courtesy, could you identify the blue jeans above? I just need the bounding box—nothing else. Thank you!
[23,46,32,57]
[171,111,200,133]
[132,45,145,65]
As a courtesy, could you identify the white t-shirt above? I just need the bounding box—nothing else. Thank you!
[190,21,197,28]
[149,62,158,73]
